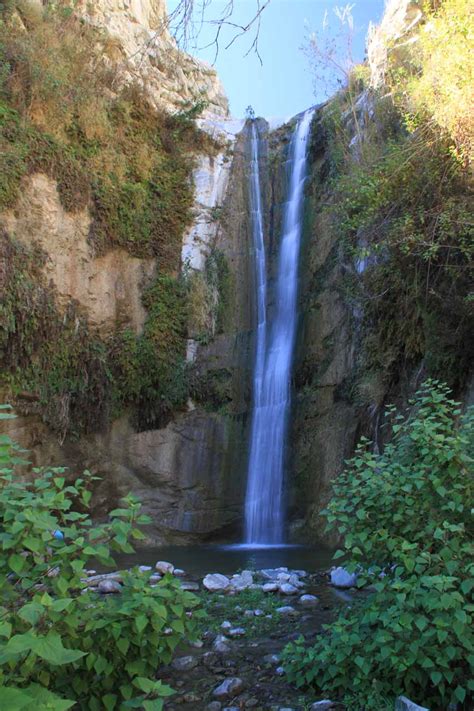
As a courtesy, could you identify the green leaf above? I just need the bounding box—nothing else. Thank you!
[31,633,86,665]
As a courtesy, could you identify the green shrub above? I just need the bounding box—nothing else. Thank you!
[283,381,474,710]
[0,410,202,709]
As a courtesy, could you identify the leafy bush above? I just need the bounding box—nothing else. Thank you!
[0,410,202,709]
[283,381,474,710]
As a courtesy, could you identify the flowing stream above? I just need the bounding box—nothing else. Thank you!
[245,109,315,545]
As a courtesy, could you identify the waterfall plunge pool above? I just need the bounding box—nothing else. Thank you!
[111,543,335,578]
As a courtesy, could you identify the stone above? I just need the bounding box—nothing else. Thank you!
[253,609,264,617]
[395,697,429,711]
[203,573,231,592]
[262,583,279,593]
[206,704,222,711]
[213,677,245,699]
[330,567,358,588]
[180,581,199,592]
[275,666,285,676]
[309,702,337,710]
[276,606,298,615]
[98,579,122,594]
[213,635,231,653]
[174,568,186,576]
[228,627,245,637]
[138,565,152,572]
[221,620,232,631]
[263,654,280,665]
[171,655,199,672]
[230,570,253,590]
[279,583,299,595]
[155,561,175,575]
[299,594,319,606]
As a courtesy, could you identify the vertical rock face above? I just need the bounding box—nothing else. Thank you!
[72,0,229,116]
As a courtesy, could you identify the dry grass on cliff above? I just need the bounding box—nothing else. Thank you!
[0,2,211,265]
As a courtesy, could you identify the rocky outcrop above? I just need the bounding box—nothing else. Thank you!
[72,0,228,117]
[2,173,154,334]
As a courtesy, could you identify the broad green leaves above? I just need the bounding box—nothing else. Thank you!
[0,429,202,709]
[283,382,474,709]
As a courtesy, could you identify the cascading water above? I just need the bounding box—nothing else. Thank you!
[244,108,315,545]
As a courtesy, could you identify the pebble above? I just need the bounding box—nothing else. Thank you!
[275,666,285,676]
[213,677,245,699]
[309,702,337,710]
[279,583,299,595]
[98,579,122,594]
[253,609,265,617]
[171,655,198,672]
[138,565,152,573]
[174,568,186,576]
[155,561,175,575]
[213,635,232,653]
[276,606,298,615]
[299,594,319,606]
[228,627,245,637]
[206,703,222,711]
[221,620,232,631]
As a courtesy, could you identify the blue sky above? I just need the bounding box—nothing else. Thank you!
[168,1,385,119]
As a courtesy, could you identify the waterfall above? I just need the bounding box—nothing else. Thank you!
[245,108,315,545]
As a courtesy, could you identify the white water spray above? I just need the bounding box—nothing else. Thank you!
[245,109,315,544]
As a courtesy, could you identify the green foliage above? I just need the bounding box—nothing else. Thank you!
[323,107,473,391]
[199,588,282,639]
[283,381,474,709]
[205,248,233,335]
[0,6,209,262]
[0,427,202,709]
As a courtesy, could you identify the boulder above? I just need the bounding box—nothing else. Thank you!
[171,655,199,672]
[279,583,299,595]
[212,677,245,699]
[330,567,358,588]
[395,697,430,711]
[299,594,319,607]
[262,583,279,593]
[203,573,231,592]
[230,570,253,590]
[155,561,174,575]
[98,579,122,594]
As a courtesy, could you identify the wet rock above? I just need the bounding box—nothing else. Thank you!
[309,702,337,710]
[206,703,222,711]
[213,635,232,653]
[288,574,305,588]
[174,568,186,576]
[171,655,199,672]
[275,666,285,676]
[98,579,122,594]
[330,567,357,588]
[299,594,319,606]
[262,583,279,593]
[276,606,298,615]
[395,697,429,711]
[213,677,245,699]
[228,627,245,637]
[155,561,175,575]
[279,583,299,595]
[203,573,231,592]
